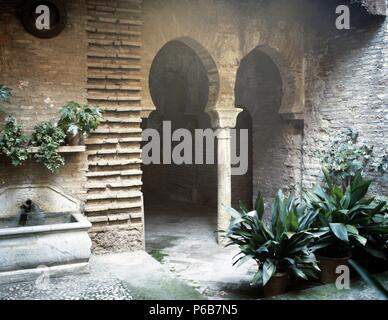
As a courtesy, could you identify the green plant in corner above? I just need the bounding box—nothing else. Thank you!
[304,169,388,260]
[31,121,66,173]
[58,101,103,145]
[224,191,321,294]
[0,116,30,166]
[0,85,12,114]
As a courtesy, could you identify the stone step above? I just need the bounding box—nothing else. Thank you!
[85,137,142,145]
[93,127,142,134]
[100,117,142,124]
[85,201,142,213]
[97,106,142,112]
[88,95,141,102]
[108,213,132,222]
[87,51,141,60]
[87,216,109,223]
[90,213,136,223]
[87,6,141,16]
[87,62,141,70]
[86,169,142,177]
[130,212,143,219]
[87,190,142,201]
[87,148,142,156]
[86,180,143,189]
[86,26,141,37]
[87,39,141,48]
[88,159,142,167]
[86,84,141,91]
[86,15,142,26]
[88,73,142,81]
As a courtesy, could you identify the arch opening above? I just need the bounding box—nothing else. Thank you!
[233,47,292,208]
[142,38,219,250]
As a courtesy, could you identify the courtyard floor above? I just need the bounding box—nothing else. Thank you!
[0,250,387,300]
[0,200,387,300]
[145,200,260,300]
[0,251,203,300]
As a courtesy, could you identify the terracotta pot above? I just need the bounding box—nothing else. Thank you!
[66,133,81,146]
[317,255,351,284]
[263,272,288,297]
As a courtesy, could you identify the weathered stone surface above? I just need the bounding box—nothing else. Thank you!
[0,214,92,283]
[90,225,144,254]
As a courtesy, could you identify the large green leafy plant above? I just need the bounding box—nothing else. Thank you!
[0,116,30,166]
[304,170,388,259]
[0,85,12,114]
[225,191,321,286]
[58,101,103,138]
[31,121,66,173]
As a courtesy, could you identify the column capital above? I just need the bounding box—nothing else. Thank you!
[206,108,243,129]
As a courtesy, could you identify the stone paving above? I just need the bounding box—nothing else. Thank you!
[0,252,204,300]
[272,272,388,301]
[145,201,261,300]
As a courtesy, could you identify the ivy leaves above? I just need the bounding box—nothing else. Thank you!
[31,121,66,173]
[322,128,387,187]
[0,117,66,173]
[0,116,30,166]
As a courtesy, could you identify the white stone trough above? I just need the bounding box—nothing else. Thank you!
[0,185,92,285]
[0,213,92,285]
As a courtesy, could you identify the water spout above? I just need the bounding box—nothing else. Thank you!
[18,199,33,226]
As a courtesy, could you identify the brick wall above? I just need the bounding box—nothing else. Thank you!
[0,0,88,204]
[302,1,388,196]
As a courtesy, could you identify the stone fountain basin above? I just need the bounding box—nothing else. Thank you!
[0,213,92,285]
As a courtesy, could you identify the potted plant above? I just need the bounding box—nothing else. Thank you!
[305,170,388,283]
[0,85,12,114]
[0,116,30,166]
[58,101,103,146]
[31,121,66,173]
[224,191,321,297]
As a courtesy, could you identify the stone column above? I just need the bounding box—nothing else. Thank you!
[216,127,232,243]
[207,108,242,244]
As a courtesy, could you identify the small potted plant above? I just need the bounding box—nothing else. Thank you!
[31,121,66,173]
[224,191,321,297]
[58,101,103,146]
[305,170,388,283]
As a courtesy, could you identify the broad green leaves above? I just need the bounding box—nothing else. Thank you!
[225,191,320,286]
[58,101,103,137]
[0,116,30,166]
[225,167,387,287]
[305,169,387,258]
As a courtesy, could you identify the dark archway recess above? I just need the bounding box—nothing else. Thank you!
[143,39,220,250]
[143,40,217,207]
[19,0,67,39]
[234,48,287,204]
